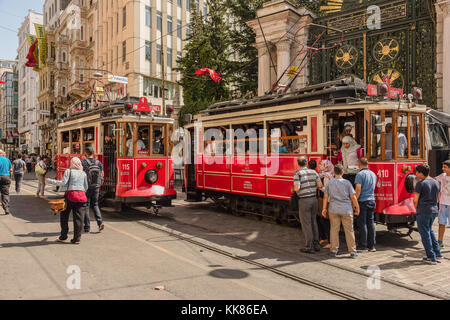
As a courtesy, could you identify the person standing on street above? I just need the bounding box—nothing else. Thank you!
[35,155,49,198]
[322,164,360,258]
[47,157,88,244]
[435,160,450,248]
[355,157,377,252]
[0,150,12,215]
[12,154,27,193]
[82,146,105,233]
[414,164,443,265]
[293,156,323,254]
[25,155,32,173]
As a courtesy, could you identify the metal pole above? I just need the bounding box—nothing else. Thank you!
[161,18,166,117]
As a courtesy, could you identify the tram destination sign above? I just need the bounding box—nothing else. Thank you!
[131,97,162,113]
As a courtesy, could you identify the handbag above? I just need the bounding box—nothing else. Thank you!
[64,169,87,203]
[290,191,299,211]
[35,164,45,175]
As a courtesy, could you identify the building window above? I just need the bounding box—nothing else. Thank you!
[156,44,161,64]
[186,0,190,11]
[167,48,172,68]
[203,2,207,17]
[157,11,162,31]
[146,6,151,27]
[196,0,199,11]
[122,41,126,62]
[167,16,172,34]
[177,20,182,38]
[177,0,182,7]
[145,41,152,61]
[122,6,126,27]
[186,25,190,38]
[177,51,182,67]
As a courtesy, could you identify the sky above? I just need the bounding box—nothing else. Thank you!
[0,0,45,61]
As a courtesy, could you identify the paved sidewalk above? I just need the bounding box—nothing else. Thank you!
[164,198,450,299]
[18,179,450,298]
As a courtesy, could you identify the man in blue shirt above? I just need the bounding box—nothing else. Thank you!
[414,164,443,265]
[81,146,104,233]
[355,157,377,252]
[0,150,13,215]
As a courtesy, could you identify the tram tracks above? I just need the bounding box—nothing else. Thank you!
[21,181,444,300]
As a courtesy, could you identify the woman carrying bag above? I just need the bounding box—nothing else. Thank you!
[47,157,88,244]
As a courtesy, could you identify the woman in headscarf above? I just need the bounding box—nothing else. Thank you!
[47,157,88,244]
[339,136,363,186]
[317,160,334,248]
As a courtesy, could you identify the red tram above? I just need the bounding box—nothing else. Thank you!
[56,97,176,213]
[184,78,430,235]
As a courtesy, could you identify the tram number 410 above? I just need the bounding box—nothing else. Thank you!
[377,170,389,179]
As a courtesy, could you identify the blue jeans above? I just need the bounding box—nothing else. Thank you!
[84,188,103,231]
[358,200,376,248]
[416,213,441,261]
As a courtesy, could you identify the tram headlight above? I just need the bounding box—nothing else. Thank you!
[405,173,419,194]
[145,169,159,185]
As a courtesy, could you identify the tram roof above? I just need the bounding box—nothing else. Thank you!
[197,77,427,120]
[58,97,175,128]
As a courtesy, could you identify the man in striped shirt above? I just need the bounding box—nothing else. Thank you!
[293,156,323,253]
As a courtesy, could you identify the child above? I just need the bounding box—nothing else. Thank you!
[435,160,450,248]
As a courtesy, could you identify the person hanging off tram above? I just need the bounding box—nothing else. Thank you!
[385,123,408,160]
[335,135,363,186]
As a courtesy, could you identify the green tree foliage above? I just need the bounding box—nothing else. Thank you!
[225,0,264,98]
[176,0,232,126]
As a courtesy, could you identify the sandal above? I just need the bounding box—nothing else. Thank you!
[319,240,328,245]
[323,244,331,249]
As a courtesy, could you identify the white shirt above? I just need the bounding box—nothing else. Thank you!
[386,132,408,158]
[436,173,450,205]
[126,139,146,157]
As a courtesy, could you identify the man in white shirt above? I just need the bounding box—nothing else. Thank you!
[385,123,408,159]
[126,138,145,157]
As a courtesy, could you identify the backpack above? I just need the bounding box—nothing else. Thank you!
[85,158,103,189]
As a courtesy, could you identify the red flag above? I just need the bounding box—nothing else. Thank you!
[194,68,222,83]
[25,39,39,68]
[0,81,4,84]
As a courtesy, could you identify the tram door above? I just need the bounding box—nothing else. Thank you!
[103,122,117,194]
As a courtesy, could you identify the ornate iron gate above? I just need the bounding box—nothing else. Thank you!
[309,0,436,108]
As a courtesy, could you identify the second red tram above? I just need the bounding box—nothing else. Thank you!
[184,78,428,235]
[56,98,176,213]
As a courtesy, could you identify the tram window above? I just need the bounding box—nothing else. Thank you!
[429,123,447,148]
[125,123,135,157]
[137,125,150,155]
[83,127,95,141]
[71,129,81,154]
[232,123,263,155]
[152,125,165,155]
[61,131,70,154]
[397,114,408,157]
[385,112,394,160]
[268,118,307,154]
[370,113,382,159]
[410,115,421,157]
[62,131,70,143]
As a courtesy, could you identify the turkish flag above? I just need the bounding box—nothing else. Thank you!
[25,39,39,68]
[194,68,222,83]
